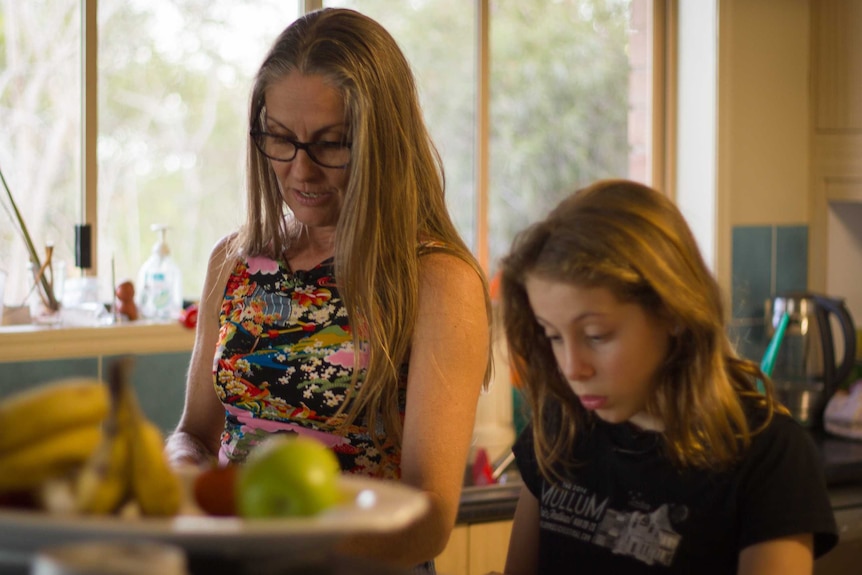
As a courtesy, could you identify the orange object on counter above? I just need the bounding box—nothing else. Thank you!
[115,280,139,321]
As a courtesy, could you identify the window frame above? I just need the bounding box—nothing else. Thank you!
[78,0,672,278]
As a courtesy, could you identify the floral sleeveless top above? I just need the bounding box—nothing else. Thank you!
[213,254,405,478]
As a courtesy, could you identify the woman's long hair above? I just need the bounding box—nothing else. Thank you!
[500,179,784,481]
[235,8,491,449]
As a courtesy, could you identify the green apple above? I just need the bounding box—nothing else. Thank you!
[237,435,343,518]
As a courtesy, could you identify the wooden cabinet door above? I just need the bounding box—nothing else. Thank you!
[436,524,469,575]
[435,520,513,575]
[467,520,513,575]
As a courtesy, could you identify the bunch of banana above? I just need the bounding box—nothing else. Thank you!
[0,378,109,494]
[0,358,183,518]
[74,357,183,517]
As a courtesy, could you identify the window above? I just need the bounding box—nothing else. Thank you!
[319,0,661,273]
[0,0,663,317]
[487,0,656,270]
[0,0,82,306]
[96,0,301,305]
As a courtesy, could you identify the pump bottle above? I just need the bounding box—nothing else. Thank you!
[136,224,183,319]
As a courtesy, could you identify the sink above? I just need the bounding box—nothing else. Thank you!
[457,449,523,523]
[458,480,523,524]
[464,448,520,487]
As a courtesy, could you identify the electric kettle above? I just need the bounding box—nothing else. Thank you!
[765,293,857,427]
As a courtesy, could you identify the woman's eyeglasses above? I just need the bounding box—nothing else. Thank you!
[251,130,351,169]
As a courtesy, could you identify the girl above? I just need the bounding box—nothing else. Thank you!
[497,180,837,574]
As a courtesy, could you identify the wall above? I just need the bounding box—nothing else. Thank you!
[811,0,862,327]
[715,0,813,360]
[674,0,814,361]
[721,0,811,227]
[709,0,862,369]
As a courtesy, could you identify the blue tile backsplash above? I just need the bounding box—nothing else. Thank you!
[775,226,808,295]
[731,227,773,321]
[730,224,808,362]
[0,358,99,395]
[0,352,190,433]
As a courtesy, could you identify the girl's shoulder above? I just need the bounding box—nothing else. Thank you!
[740,400,821,469]
[742,396,806,443]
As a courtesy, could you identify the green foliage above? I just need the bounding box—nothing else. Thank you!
[488,0,631,269]
[0,0,81,305]
[95,0,291,297]
[331,0,632,271]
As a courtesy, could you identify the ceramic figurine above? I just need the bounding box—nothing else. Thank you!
[115,280,139,321]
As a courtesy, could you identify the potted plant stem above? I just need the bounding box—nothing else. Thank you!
[0,162,60,312]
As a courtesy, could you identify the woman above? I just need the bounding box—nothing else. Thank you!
[496,180,837,574]
[166,8,491,569]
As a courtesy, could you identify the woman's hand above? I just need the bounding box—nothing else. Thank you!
[164,431,217,469]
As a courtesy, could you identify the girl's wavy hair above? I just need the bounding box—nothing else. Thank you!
[500,179,785,482]
[233,8,491,451]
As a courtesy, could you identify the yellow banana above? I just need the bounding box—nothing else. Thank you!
[74,422,132,514]
[74,369,135,514]
[77,356,182,517]
[129,417,183,517]
[0,378,109,454]
[0,423,103,493]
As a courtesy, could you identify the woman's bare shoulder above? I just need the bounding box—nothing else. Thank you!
[418,251,487,300]
[204,233,241,272]
[210,232,238,259]
[199,233,240,303]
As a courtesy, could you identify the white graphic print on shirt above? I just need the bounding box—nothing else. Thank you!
[541,481,683,567]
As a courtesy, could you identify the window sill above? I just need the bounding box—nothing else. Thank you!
[0,320,195,363]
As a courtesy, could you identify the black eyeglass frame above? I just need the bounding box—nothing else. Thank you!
[250,129,352,169]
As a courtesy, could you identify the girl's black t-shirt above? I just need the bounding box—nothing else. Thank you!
[513,409,838,574]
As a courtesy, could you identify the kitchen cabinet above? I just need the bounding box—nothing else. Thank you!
[811,0,862,323]
[435,525,469,575]
[436,520,513,575]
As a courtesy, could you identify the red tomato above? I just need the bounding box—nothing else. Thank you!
[193,465,238,517]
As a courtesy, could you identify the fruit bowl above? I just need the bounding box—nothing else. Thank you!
[0,474,429,558]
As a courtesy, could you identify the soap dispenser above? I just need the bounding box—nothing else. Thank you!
[136,224,183,319]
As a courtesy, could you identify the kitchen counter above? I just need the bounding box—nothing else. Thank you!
[813,429,862,486]
[458,482,521,524]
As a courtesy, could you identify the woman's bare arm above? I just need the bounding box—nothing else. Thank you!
[165,236,235,468]
[340,253,490,566]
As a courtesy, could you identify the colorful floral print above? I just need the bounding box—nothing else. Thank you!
[214,255,403,478]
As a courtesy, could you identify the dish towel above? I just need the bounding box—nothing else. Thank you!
[824,380,862,441]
